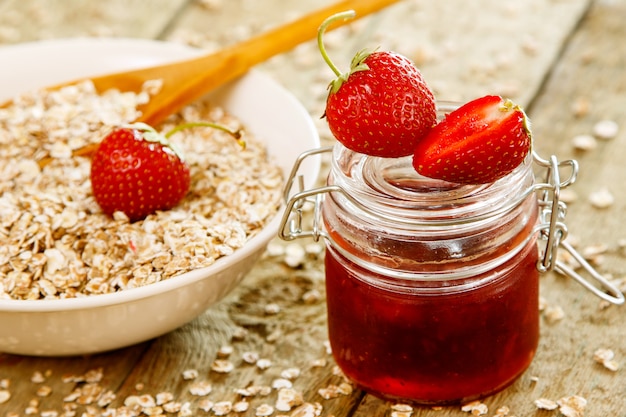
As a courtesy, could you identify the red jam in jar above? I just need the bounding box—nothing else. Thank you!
[321,144,540,405]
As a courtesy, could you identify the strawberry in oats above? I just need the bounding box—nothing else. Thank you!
[90,122,244,222]
[91,124,193,222]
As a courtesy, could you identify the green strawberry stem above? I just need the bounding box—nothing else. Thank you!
[165,122,245,149]
[318,11,355,77]
[125,121,245,164]
[318,10,372,94]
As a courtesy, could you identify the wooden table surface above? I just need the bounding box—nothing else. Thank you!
[1,0,626,416]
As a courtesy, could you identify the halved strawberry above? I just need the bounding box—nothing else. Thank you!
[412,95,532,184]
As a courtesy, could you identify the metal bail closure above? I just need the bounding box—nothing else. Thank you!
[279,146,335,242]
[533,152,624,305]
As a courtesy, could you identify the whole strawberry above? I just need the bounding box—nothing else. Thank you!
[412,95,532,185]
[319,12,436,158]
[90,123,191,222]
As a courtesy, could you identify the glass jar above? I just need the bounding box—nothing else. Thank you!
[321,144,538,404]
[279,107,624,406]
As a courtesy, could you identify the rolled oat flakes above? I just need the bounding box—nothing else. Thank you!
[0,81,283,300]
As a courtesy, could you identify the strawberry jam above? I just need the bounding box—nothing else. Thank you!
[321,144,540,404]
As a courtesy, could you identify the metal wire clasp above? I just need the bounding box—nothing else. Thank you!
[279,146,335,242]
[533,152,624,305]
[279,146,625,305]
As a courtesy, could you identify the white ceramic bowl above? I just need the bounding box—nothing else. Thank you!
[0,38,320,356]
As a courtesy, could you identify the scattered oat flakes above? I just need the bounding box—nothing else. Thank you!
[265,303,281,315]
[97,390,117,408]
[272,378,293,389]
[589,188,614,209]
[198,399,214,412]
[266,242,286,257]
[494,406,510,416]
[559,188,578,204]
[593,348,620,371]
[284,243,306,268]
[36,385,52,397]
[276,387,304,411]
[217,345,234,357]
[212,401,233,416]
[391,404,413,413]
[535,398,558,410]
[189,380,212,396]
[233,400,250,413]
[256,403,275,416]
[156,391,174,405]
[571,97,590,117]
[266,328,283,343]
[593,119,619,140]
[302,289,323,304]
[256,358,272,370]
[557,395,587,417]
[243,351,260,364]
[571,134,597,151]
[317,382,352,400]
[310,358,327,368]
[461,400,488,415]
[179,402,193,417]
[305,243,324,256]
[211,359,235,373]
[281,367,301,380]
[25,404,39,415]
[544,305,565,322]
[0,390,10,404]
[391,403,413,417]
[289,402,323,417]
[162,401,182,413]
[182,369,198,380]
[31,371,47,383]
[331,367,346,381]
[236,385,273,397]
[141,406,164,416]
[231,326,249,341]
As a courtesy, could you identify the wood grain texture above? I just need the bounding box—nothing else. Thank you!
[2,0,626,416]
[0,0,188,43]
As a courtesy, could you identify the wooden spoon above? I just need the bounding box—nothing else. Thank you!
[10,0,400,166]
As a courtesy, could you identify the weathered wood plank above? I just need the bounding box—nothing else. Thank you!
[0,344,150,415]
[4,0,625,416]
[523,0,626,413]
[0,0,187,44]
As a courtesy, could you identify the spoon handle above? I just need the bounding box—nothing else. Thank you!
[125,0,400,125]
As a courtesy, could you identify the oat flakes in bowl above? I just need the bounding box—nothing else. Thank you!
[0,38,321,356]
